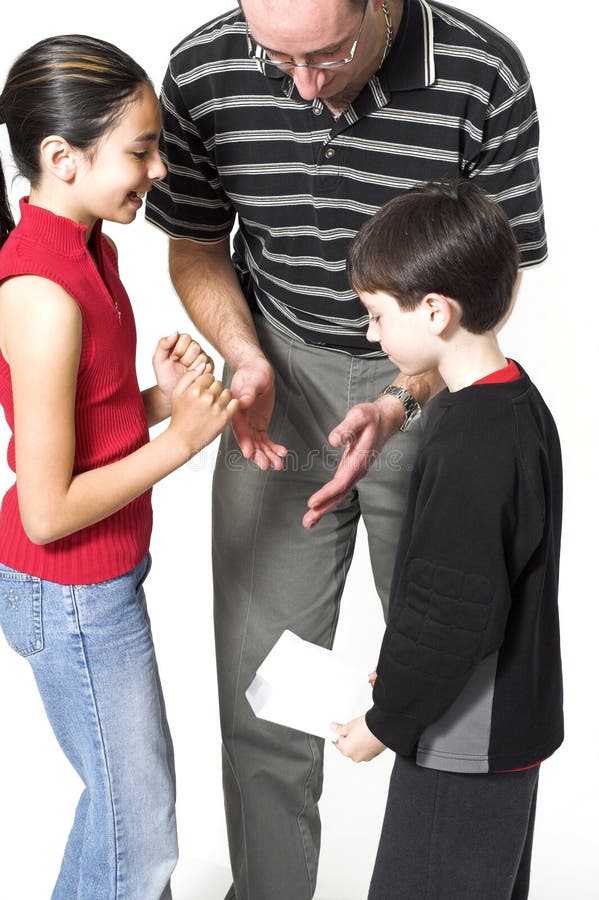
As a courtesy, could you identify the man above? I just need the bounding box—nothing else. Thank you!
[146,2,546,897]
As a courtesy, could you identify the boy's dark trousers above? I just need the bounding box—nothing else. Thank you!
[368,754,540,900]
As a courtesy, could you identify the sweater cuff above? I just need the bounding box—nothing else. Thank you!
[365,705,423,756]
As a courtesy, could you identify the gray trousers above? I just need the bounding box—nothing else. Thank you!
[212,316,423,900]
[368,755,540,900]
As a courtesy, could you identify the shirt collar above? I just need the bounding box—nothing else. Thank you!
[382,0,436,92]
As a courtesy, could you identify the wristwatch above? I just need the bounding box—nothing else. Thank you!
[379,385,422,432]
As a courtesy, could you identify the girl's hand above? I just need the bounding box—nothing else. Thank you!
[153,332,214,401]
[168,370,238,456]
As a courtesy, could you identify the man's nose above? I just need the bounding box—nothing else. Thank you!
[291,65,327,100]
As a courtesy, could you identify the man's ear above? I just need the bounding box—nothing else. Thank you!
[422,292,458,336]
[39,136,78,183]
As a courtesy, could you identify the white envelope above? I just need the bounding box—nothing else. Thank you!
[245,630,373,741]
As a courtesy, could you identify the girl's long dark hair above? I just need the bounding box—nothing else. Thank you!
[0,158,13,246]
[0,34,152,247]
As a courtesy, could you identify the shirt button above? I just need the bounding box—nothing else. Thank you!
[313,105,323,116]
[325,147,335,159]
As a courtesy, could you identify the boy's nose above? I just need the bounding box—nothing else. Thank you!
[366,322,379,343]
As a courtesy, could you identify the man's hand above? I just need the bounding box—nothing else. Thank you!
[302,396,404,529]
[230,358,288,470]
[331,715,386,763]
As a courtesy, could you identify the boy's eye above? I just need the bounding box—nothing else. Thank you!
[132,150,149,160]
[369,315,380,323]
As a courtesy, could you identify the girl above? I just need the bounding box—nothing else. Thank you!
[0,34,237,899]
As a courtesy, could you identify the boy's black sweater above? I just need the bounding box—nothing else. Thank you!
[366,368,564,773]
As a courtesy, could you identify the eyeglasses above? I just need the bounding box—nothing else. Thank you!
[245,0,368,72]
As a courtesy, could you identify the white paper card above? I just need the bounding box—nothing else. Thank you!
[245,630,373,741]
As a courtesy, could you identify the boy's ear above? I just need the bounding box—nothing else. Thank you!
[39,136,78,183]
[422,292,458,336]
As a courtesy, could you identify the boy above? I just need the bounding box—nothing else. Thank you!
[332,181,563,900]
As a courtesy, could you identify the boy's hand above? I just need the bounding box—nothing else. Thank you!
[153,332,214,400]
[331,715,386,763]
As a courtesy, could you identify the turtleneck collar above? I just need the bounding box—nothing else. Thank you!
[17,197,103,258]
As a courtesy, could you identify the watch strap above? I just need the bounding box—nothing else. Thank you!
[379,385,422,432]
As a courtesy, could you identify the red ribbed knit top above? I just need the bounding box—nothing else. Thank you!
[0,198,152,583]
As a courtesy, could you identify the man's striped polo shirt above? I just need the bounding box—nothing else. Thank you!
[146,0,547,357]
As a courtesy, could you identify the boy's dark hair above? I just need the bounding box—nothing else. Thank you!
[347,180,520,334]
[0,34,152,247]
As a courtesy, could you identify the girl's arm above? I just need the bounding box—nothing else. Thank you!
[0,276,236,545]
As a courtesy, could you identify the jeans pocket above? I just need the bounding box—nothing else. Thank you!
[0,569,43,656]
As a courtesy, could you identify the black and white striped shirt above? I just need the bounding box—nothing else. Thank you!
[147,0,547,356]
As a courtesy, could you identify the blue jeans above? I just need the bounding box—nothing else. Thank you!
[0,555,177,899]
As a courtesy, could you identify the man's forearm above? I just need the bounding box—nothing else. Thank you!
[393,369,446,406]
[168,237,266,370]
[378,368,446,430]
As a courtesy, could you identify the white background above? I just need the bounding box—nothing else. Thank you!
[0,2,597,898]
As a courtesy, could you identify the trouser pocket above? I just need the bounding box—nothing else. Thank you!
[0,567,43,656]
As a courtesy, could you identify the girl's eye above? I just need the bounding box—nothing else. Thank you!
[132,151,149,160]
[369,315,380,324]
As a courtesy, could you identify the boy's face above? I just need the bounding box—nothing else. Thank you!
[361,290,436,375]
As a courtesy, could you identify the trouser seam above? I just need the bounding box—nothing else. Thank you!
[228,338,295,900]
[297,518,359,894]
[346,353,355,413]
[295,359,360,894]
[294,343,360,896]
[296,733,319,896]
[424,769,442,900]
[68,586,122,900]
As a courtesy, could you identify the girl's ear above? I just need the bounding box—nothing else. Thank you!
[39,136,78,183]
[422,292,458,336]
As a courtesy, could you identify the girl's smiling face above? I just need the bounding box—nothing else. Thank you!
[71,82,166,229]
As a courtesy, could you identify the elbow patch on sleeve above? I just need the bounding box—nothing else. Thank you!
[389,558,493,679]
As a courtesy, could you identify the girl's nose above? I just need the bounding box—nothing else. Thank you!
[149,153,167,182]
